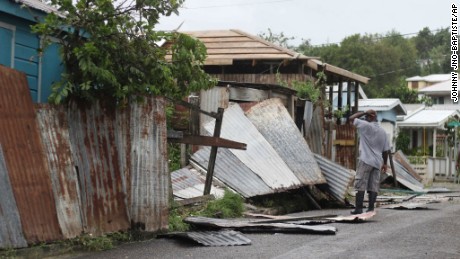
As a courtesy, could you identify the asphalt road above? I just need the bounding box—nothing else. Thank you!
[71,188,460,259]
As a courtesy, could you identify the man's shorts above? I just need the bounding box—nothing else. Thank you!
[354,160,381,192]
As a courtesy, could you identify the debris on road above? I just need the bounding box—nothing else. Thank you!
[183,216,337,235]
[158,230,252,246]
[324,211,376,223]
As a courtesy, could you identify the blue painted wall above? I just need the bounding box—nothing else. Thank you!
[0,5,63,103]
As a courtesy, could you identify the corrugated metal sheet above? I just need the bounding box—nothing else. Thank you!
[0,66,62,243]
[393,151,423,182]
[0,144,28,248]
[199,87,229,135]
[203,103,302,190]
[384,203,429,210]
[36,105,83,239]
[184,216,337,234]
[171,167,224,199]
[324,211,376,222]
[245,98,325,185]
[191,147,272,198]
[160,230,252,246]
[0,65,170,245]
[392,161,424,189]
[66,101,130,234]
[306,106,324,155]
[182,230,252,246]
[128,98,169,232]
[314,154,356,203]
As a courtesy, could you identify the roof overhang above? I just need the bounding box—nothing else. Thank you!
[306,59,369,85]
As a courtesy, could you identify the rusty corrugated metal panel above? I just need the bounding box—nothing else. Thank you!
[36,105,83,239]
[128,98,169,232]
[171,167,224,199]
[203,103,302,190]
[245,99,325,185]
[306,106,324,155]
[0,66,62,243]
[66,100,130,234]
[0,144,28,248]
[190,147,272,198]
[314,154,355,203]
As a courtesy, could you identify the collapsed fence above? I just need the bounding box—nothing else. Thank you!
[0,66,169,248]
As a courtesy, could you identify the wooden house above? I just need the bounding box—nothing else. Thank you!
[0,0,64,102]
[173,29,369,167]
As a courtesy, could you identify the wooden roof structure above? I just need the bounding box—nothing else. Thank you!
[181,29,369,84]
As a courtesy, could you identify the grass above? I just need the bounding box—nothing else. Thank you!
[0,189,244,257]
[168,189,245,232]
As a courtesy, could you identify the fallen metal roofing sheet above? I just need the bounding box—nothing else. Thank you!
[324,211,376,223]
[383,202,430,210]
[0,144,28,248]
[203,103,302,190]
[190,147,272,198]
[392,161,424,188]
[245,99,325,185]
[313,154,356,203]
[171,167,225,199]
[184,216,337,235]
[392,151,423,182]
[159,230,252,246]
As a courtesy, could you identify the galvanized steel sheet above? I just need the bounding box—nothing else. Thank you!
[203,103,302,190]
[171,167,224,199]
[314,154,356,203]
[199,87,229,135]
[245,99,325,185]
[191,147,272,198]
[0,144,28,248]
[36,105,83,239]
[184,216,337,234]
[0,66,62,243]
[160,230,252,246]
[128,98,169,232]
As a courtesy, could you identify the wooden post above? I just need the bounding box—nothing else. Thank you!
[354,81,359,113]
[354,81,360,169]
[204,107,224,195]
[346,80,351,118]
[389,152,398,187]
[337,78,343,125]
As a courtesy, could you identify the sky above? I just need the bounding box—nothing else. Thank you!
[156,0,450,46]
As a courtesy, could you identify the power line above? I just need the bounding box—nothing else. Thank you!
[183,0,294,9]
[311,27,448,47]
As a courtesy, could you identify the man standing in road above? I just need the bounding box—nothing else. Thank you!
[349,109,390,214]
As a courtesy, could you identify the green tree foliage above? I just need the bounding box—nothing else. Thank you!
[258,28,295,49]
[412,27,451,75]
[395,131,411,154]
[295,27,450,100]
[32,0,216,105]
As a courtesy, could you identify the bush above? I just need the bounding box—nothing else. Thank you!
[199,189,244,218]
